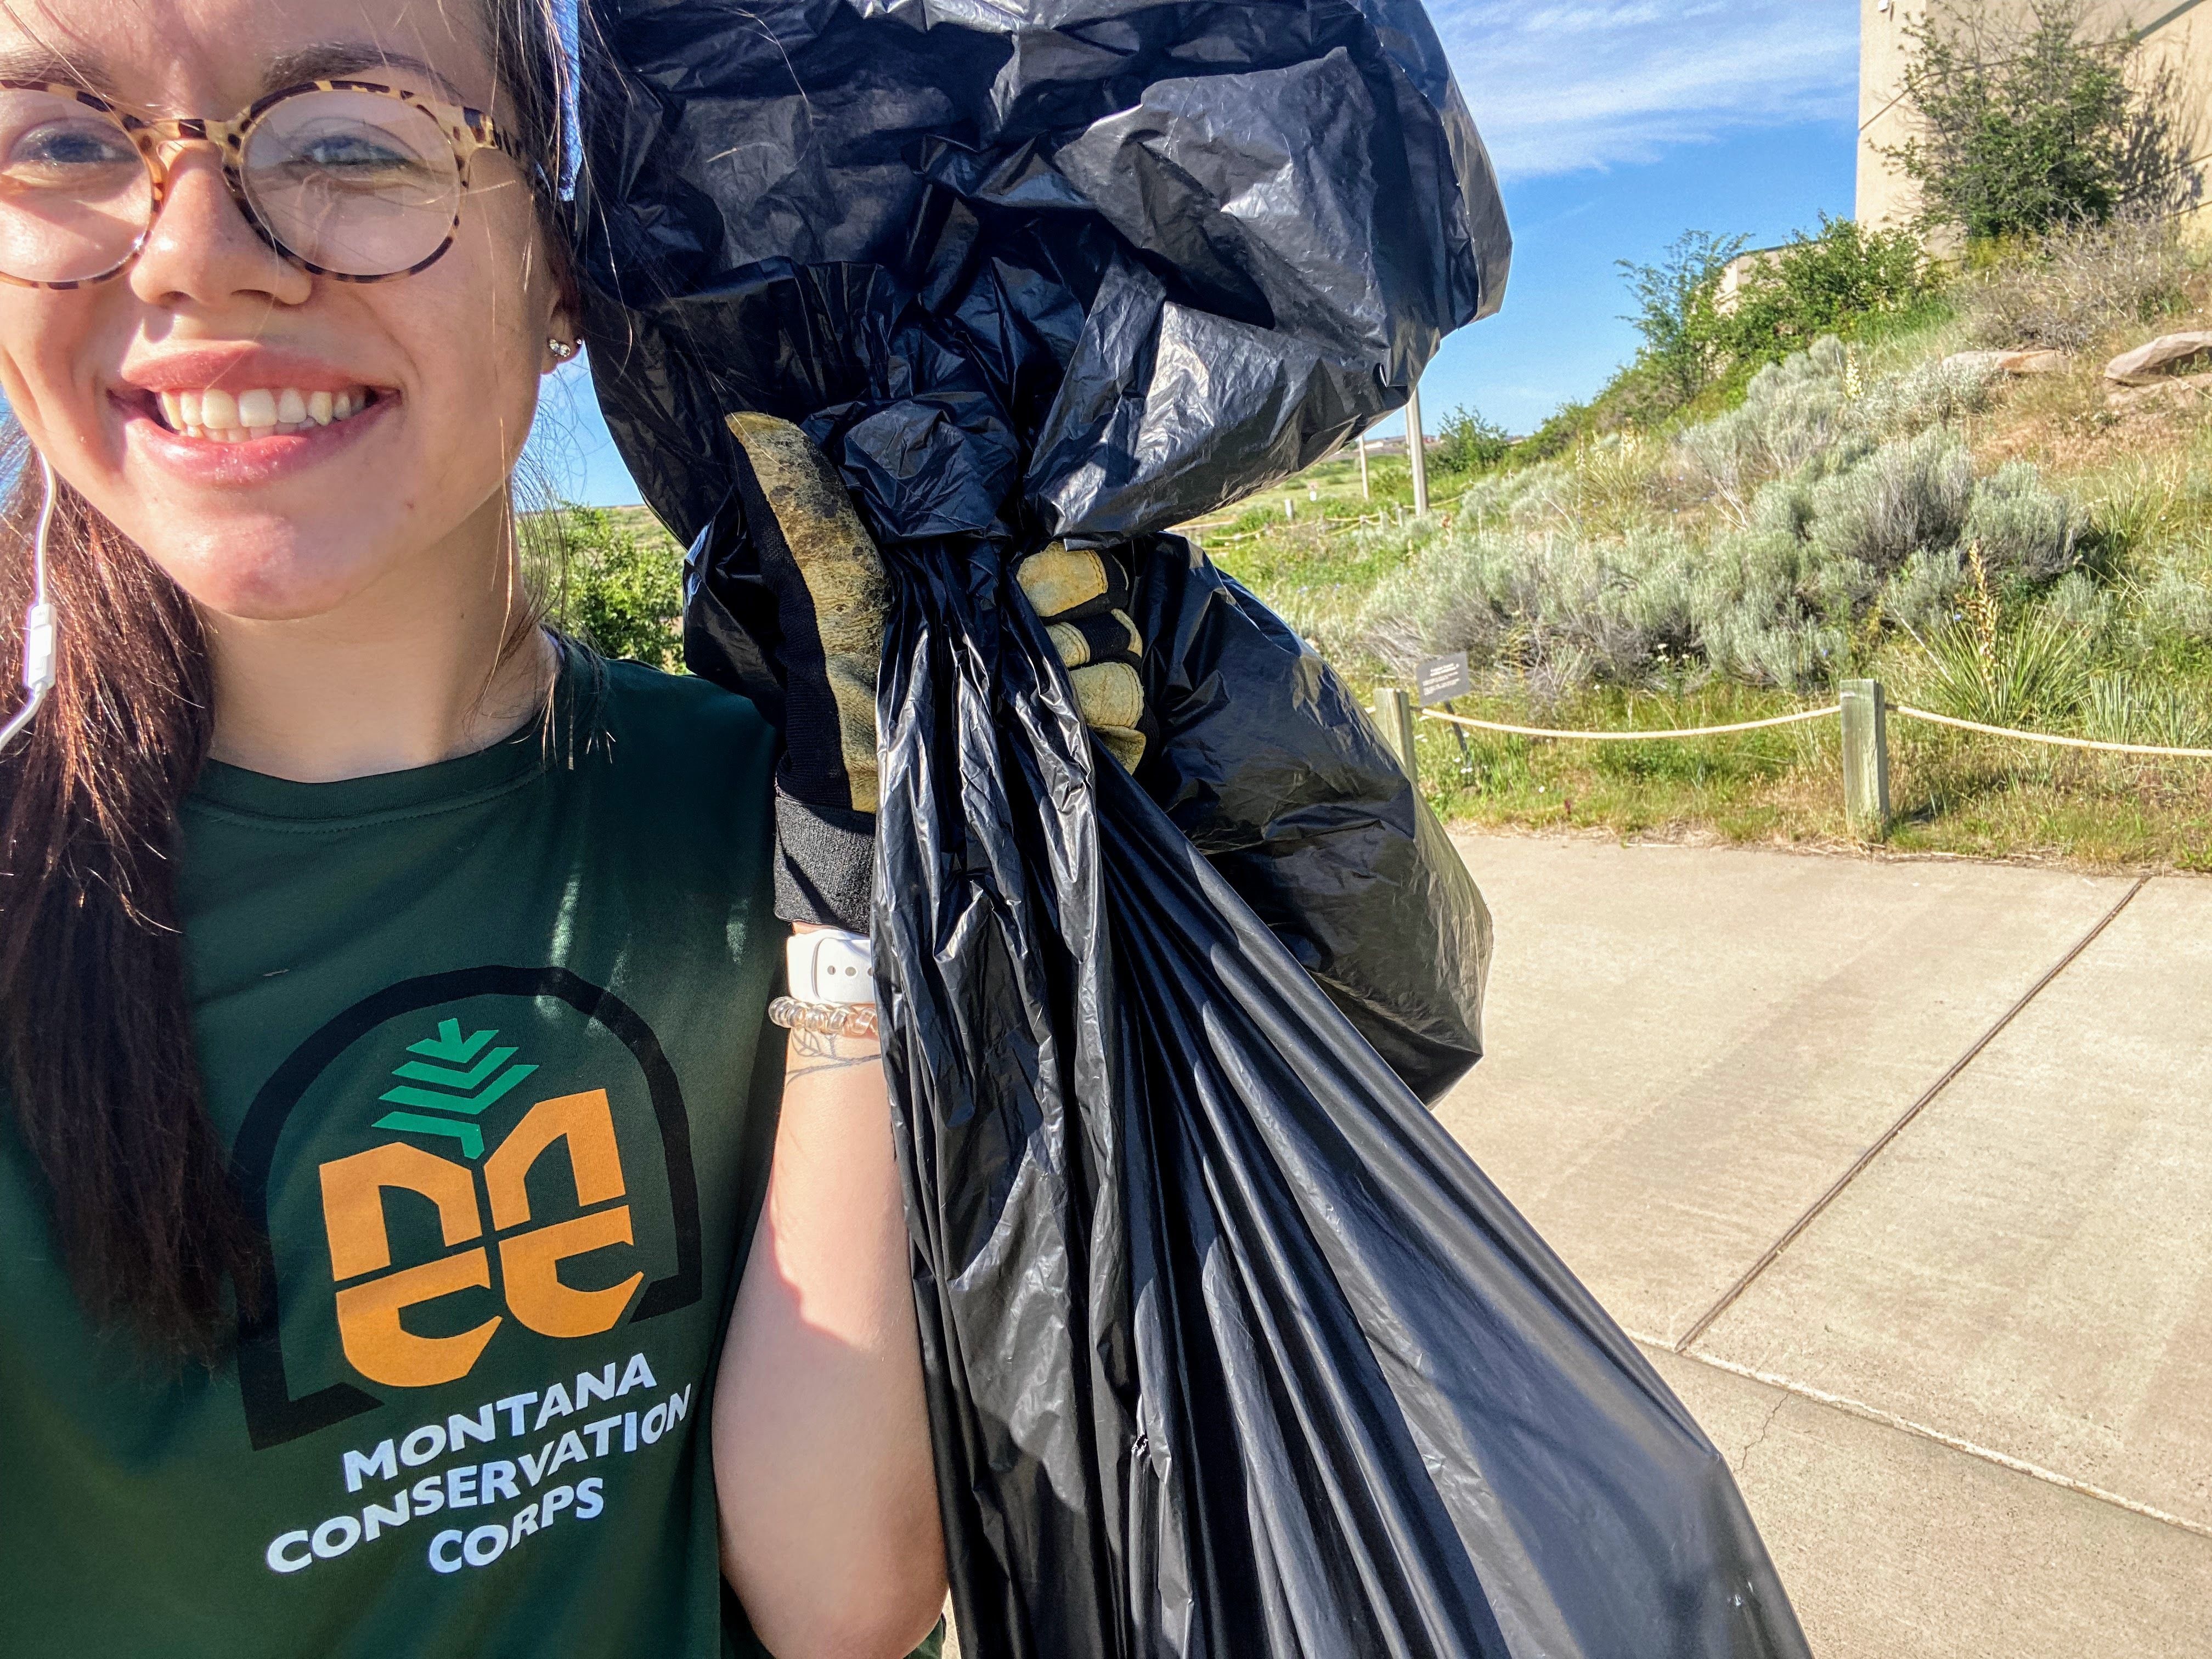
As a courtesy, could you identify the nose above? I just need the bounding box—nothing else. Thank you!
[126,145,312,312]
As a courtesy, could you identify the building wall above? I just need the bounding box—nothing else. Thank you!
[1859,0,2212,233]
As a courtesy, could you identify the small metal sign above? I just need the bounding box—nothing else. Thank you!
[1414,650,1470,707]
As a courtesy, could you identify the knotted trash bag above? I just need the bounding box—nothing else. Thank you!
[573,0,1811,1652]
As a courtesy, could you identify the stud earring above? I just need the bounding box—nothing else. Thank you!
[548,338,579,362]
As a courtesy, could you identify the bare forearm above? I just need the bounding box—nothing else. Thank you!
[715,1025,945,1657]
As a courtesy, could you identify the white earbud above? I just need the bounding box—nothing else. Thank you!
[0,453,59,757]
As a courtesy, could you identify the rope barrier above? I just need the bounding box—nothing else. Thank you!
[1889,704,2212,759]
[1419,699,2212,759]
[1420,705,1842,741]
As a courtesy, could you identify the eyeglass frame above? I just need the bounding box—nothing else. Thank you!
[0,78,533,291]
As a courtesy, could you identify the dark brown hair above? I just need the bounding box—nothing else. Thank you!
[0,0,573,1362]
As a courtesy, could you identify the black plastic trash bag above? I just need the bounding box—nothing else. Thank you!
[574,0,1810,1651]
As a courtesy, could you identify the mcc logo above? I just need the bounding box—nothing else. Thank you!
[321,1084,645,1389]
[233,967,703,1451]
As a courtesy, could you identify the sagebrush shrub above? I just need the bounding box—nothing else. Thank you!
[1962,462,2078,581]
[1808,428,1974,575]
[1675,336,1997,513]
[1881,547,1968,637]
[1676,340,1854,508]
[2129,562,2212,650]
[1358,332,2118,703]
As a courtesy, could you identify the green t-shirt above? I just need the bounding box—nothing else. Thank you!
[0,656,794,1657]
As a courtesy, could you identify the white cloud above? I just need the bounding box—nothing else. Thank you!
[1432,0,1861,178]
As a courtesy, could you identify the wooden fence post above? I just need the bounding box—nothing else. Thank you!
[1357,433,1371,500]
[1374,686,1419,785]
[1841,678,1891,837]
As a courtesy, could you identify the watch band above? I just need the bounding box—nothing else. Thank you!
[787,928,876,1006]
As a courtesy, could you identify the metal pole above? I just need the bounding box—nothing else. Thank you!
[1357,433,1371,500]
[1841,679,1891,838]
[1406,379,1429,518]
[1373,686,1419,786]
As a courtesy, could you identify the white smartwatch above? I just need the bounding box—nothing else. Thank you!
[787,928,876,1006]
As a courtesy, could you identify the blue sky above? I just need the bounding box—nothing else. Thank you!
[528,0,1864,504]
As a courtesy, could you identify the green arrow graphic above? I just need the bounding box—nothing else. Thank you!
[408,1019,496,1064]
[378,1064,535,1118]
[390,1045,519,1091]
[374,1019,537,1159]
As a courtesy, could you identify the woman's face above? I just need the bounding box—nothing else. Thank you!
[0,0,567,622]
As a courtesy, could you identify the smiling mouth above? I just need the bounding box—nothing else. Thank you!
[139,385,385,443]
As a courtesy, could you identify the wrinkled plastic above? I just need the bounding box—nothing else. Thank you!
[574,0,1511,550]
[575,0,1809,1651]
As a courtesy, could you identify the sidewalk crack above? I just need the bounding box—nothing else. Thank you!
[1736,1393,1788,1476]
[1674,876,2149,1353]
[1667,1342,2212,1542]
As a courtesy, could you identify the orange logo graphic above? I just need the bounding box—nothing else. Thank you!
[318,1090,646,1389]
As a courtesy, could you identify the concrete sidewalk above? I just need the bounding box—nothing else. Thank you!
[1438,833,2212,1658]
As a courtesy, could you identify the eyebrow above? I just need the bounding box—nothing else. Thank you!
[0,42,474,110]
[0,46,116,95]
[262,44,475,109]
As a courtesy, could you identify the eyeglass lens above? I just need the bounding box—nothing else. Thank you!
[0,91,153,284]
[0,87,462,284]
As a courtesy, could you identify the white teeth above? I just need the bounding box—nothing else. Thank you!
[156,385,375,441]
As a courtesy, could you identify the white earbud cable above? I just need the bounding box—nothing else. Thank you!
[0,454,59,756]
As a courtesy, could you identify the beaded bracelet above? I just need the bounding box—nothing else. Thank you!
[769,996,881,1042]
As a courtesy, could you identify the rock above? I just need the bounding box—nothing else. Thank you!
[2104,331,2212,385]
[2104,370,2212,413]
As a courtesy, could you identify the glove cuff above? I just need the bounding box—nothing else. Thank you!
[774,786,876,933]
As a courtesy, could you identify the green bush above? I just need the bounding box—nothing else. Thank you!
[538,507,685,670]
[1431,406,1514,476]
[1888,0,2190,240]
[1614,221,1934,417]
[1714,217,1934,371]
[2081,673,2212,747]
[1913,611,2091,726]
[1616,229,1746,410]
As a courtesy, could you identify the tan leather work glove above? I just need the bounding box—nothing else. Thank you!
[725,413,888,930]
[1015,544,1152,772]
[725,417,1159,926]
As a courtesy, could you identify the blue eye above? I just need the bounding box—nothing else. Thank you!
[8,120,136,173]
